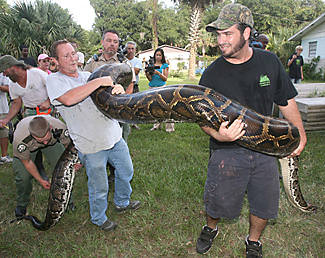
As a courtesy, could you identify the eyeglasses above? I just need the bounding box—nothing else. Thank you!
[59,52,77,60]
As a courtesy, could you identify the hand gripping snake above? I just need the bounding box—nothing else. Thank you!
[23,63,316,230]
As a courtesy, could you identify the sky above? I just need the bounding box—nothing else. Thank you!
[7,0,175,31]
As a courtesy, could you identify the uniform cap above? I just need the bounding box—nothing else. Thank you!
[206,3,254,32]
[28,116,50,138]
[0,55,26,73]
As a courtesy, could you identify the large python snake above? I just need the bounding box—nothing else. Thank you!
[22,142,79,230]
[23,63,316,230]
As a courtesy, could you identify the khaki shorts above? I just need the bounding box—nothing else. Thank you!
[0,113,8,138]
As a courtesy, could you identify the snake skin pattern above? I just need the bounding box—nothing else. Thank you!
[23,142,79,230]
[88,64,300,158]
[279,157,317,212]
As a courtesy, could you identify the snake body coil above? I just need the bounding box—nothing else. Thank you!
[23,142,79,230]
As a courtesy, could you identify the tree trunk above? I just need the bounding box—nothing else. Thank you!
[152,0,158,49]
[187,2,203,80]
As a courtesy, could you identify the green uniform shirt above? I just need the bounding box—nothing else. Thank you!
[13,115,70,160]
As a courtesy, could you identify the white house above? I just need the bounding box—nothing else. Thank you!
[288,12,325,72]
[137,45,190,71]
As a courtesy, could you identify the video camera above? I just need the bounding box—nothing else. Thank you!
[145,56,160,75]
[117,38,127,62]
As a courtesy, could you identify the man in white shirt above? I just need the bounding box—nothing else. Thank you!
[46,39,140,231]
[0,55,51,126]
[125,41,143,130]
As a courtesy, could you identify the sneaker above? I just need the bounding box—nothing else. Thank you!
[15,206,27,218]
[245,236,263,258]
[131,124,140,130]
[150,123,161,131]
[100,219,117,231]
[0,156,13,164]
[196,225,219,254]
[115,200,141,213]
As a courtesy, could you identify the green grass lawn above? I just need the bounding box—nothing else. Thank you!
[0,76,324,257]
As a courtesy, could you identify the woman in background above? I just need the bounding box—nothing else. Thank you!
[145,48,174,132]
[37,54,51,74]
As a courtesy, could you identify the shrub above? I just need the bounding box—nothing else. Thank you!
[304,56,324,81]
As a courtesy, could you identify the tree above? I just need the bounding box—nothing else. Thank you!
[237,0,325,66]
[237,0,325,35]
[172,0,223,79]
[0,0,84,58]
[152,0,158,49]
[89,0,190,51]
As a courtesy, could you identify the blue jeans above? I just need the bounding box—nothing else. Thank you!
[78,138,134,226]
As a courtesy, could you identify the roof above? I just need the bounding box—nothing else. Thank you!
[137,45,189,55]
[289,12,325,41]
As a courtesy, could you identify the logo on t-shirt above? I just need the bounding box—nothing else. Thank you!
[259,75,270,87]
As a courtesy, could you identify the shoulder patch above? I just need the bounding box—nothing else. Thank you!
[64,129,69,137]
[17,143,27,153]
[22,135,33,144]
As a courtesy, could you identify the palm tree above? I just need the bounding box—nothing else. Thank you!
[152,0,158,49]
[172,0,223,79]
[0,0,84,58]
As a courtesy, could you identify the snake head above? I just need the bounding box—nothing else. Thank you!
[87,63,133,90]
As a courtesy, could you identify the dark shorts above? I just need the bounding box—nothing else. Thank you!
[204,148,280,220]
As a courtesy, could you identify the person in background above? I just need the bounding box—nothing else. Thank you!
[37,54,51,74]
[0,71,13,164]
[19,45,37,67]
[195,3,306,257]
[77,52,85,70]
[256,34,269,50]
[145,48,174,132]
[49,57,59,73]
[288,45,304,84]
[125,41,142,130]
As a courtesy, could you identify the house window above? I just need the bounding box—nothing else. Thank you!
[308,41,317,57]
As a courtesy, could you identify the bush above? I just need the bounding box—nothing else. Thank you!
[304,56,324,81]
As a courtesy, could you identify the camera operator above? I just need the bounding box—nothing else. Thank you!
[145,48,174,132]
[145,48,168,87]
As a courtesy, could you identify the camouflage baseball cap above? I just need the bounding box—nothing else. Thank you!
[206,3,254,32]
[0,55,26,73]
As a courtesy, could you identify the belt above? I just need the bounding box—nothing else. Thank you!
[25,106,52,115]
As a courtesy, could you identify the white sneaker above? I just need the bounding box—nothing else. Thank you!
[150,123,161,131]
[0,156,13,163]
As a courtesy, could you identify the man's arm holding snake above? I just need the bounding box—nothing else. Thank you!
[200,119,245,142]
[279,98,307,157]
